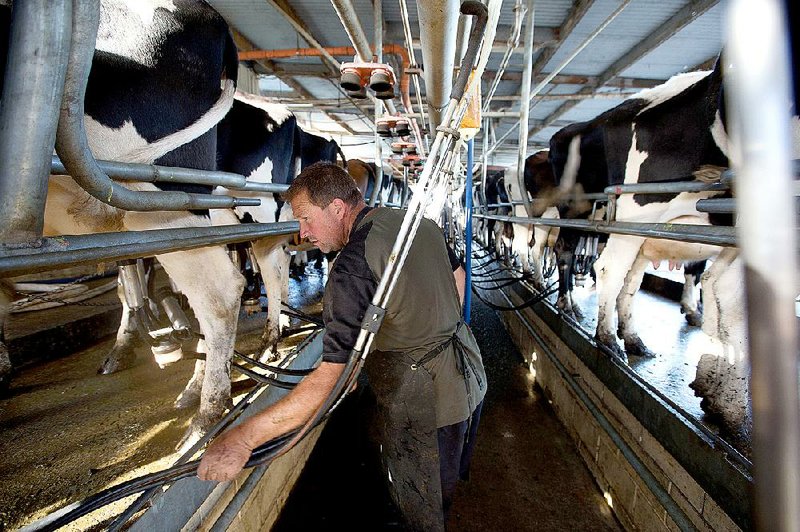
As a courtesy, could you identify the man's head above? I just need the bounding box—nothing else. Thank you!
[284,162,366,253]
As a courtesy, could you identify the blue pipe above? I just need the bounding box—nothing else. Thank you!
[464,139,474,323]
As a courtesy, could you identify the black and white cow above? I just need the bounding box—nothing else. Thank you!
[211,93,343,353]
[549,60,732,360]
[501,152,561,292]
[480,168,509,255]
[0,0,243,447]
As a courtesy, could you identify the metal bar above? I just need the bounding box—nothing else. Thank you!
[464,139,474,323]
[51,156,288,194]
[475,213,737,246]
[727,1,800,530]
[0,222,299,277]
[515,0,536,217]
[0,0,72,244]
[604,181,729,194]
[696,198,735,214]
[264,0,341,68]
[372,0,384,208]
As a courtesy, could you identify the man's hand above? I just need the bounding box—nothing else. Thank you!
[197,426,254,482]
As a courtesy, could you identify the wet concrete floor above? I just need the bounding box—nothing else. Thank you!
[273,294,621,531]
[0,267,326,531]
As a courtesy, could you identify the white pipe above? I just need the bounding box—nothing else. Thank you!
[515,0,536,216]
[727,0,800,529]
[417,0,460,130]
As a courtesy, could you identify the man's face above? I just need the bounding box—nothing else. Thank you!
[289,190,346,253]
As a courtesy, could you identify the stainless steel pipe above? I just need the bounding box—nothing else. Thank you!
[0,0,72,244]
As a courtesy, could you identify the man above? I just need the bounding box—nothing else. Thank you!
[198,162,486,530]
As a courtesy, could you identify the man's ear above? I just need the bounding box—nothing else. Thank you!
[331,198,346,219]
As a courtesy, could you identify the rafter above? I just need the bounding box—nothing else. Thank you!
[528,0,719,137]
[230,28,357,134]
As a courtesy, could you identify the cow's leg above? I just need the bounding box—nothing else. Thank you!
[680,272,702,326]
[529,224,550,291]
[616,254,655,358]
[681,260,706,326]
[252,239,287,359]
[155,246,245,448]
[511,222,531,274]
[701,248,739,345]
[98,276,142,374]
[594,235,644,361]
[0,281,14,393]
[554,232,583,320]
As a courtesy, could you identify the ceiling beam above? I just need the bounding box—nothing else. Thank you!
[263,0,340,73]
[531,0,596,77]
[230,28,358,134]
[528,0,720,137]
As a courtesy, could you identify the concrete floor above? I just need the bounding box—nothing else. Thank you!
[272,295,622,531]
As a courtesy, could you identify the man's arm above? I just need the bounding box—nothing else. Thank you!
[454,265,466,306]
[198,361,345,482]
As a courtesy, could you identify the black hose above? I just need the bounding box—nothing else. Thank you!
[470,280,557,311]
[233,350,315,377]
[23,433,299,532]
[231,363,297,390]
[281,302,324,326]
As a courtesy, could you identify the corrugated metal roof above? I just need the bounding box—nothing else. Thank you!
[206,0,730,167]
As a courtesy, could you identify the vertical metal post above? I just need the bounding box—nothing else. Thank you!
[0,0,72,244]
[371,0,384,208]
[480,116,489,212]
[515,0,535,216]
[402,166,409,207]
[727,1,800,530]
[464,139,474,323]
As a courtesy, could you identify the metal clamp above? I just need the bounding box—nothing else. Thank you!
[435,124,461,139]
[360,303,386,334]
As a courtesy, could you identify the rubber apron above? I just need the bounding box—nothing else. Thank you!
[364,321,476,532]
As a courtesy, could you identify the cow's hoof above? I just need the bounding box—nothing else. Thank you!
[595,332,628,363]
[98,346,137,375]
[176,423,204,455]
[174,387,202,410]
[624,336,656,358]
[176,409,227,454]
[684,310,703,327]
[0,372,11,397]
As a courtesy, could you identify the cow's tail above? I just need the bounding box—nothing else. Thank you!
[120,30,239,165]
[336,144,347,167]
[559,134,581,196]
[121,80,235,164]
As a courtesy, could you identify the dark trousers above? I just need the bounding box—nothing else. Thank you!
[437,400,484,521]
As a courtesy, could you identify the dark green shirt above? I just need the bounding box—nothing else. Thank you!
[322,207,486,427]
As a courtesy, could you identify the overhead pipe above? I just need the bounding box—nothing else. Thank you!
[398,0,428,137]
[55,0,253,212]
[727,0,800,529]
[416,0,460,131]
[0,0,72,244]
[243,45,425,156]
